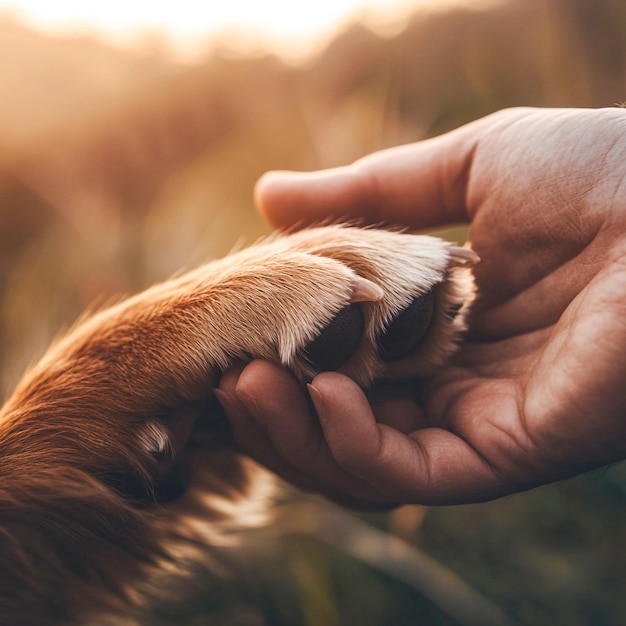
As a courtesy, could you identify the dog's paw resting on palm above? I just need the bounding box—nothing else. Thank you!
[0,225,476,624]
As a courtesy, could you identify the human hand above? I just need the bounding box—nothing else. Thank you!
[217,107,626,506]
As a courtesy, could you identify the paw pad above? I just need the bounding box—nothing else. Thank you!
[304,304,364,371]
[378,291,435,362]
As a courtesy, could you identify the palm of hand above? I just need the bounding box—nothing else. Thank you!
[421,112,626,500]
[221,107,626,506]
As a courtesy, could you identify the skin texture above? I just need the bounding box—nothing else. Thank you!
[217,107,626,507]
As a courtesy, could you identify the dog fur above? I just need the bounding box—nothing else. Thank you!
[0,225,476,624]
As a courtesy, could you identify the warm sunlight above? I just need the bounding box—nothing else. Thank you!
[0,0,496,58]
[1,0,625,621]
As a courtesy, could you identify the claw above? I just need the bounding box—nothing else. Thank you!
[447,245,480,267]
[350,276,384,303]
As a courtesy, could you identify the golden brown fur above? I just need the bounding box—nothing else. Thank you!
[0,225,476,624]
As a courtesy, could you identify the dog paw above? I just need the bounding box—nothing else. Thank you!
[0,224,477,623]
[3,225,477,498]
[5,225,477,477]
[265,225,477,386]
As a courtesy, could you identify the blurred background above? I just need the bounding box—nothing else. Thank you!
[0,0,625,624]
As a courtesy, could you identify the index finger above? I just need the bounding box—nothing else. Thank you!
[255,121,480,231]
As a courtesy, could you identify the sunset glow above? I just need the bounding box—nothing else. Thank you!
[0,0,496,58]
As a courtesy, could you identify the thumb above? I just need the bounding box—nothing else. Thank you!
[255,123,479,231]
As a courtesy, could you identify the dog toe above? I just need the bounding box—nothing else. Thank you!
[378,291,435,362]
[303,304,364,371]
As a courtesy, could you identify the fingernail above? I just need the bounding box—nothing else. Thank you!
[215,388,247,412]
[235,389,268,426]
[307,383,325,414]
[216,388,266,429]
[350,276,384,303]
[214,388,234,409]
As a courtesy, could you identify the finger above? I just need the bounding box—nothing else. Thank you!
[217,388,388,511]
[219,366,327,492]
[233,360,389,503]
[367,383,429,434]
[216,378,320,494]
[310,372,505,505]
[255,122,479,231]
